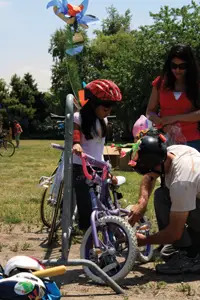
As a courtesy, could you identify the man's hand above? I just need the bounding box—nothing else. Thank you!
[136,232,147,246]
[111,175,118,185]
[128,204,144,226]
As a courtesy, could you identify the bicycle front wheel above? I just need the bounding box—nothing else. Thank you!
[48,181,63,245]
[0,140,15,157]
[80,215,137,283]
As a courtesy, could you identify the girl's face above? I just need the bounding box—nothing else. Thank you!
[171,57,187,80]
[95,105,112,119]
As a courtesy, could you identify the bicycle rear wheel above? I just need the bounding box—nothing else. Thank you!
[40,168,58,228]
[80,215,137,283]
[0,140,15,157]
[48,181,64,244]
[40,185,54,228]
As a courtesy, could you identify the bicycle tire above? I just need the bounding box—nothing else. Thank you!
[40,168,58,228]
[48,181,63,245]
[136,219,154,263]
[0,140,15,157]
[137,244,154,263]
[80,215,137,283]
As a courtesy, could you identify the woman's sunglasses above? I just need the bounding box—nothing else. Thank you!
[171,62,187,70]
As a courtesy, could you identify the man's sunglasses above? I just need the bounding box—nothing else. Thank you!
[171,62,187,70]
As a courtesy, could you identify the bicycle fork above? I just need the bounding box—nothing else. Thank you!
[89,186,111,254]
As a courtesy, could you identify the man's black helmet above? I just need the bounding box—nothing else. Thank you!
[133,135,167,175]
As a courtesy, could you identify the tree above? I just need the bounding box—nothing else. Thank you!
[100,6,132,35]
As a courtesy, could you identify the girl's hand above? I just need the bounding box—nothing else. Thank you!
[111,175,118,185]
[72,143,83,156]
[161,115,177,125]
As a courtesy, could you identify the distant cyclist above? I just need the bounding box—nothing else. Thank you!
[128,134,200,274]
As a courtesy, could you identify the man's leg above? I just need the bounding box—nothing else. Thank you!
[154,186,192,249]
[156,198,200,274]
[186,199,200,256]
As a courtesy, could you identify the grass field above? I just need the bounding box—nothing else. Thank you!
[0,140,156,226]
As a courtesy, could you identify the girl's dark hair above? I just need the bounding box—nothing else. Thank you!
[80,100,113,140]
[161,44,200,109]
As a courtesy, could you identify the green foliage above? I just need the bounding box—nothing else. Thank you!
[100,5,132,35]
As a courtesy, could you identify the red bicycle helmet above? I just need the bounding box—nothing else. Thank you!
[84,79,122,103]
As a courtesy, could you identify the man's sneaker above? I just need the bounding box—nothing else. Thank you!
[160,244,179,260]
[151,244,178,261]
[156,251,200,274]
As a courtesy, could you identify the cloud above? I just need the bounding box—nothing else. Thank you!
[0,0,11,8]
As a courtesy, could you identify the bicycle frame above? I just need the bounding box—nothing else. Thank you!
[80,153,152,255]
[80,154,128,249]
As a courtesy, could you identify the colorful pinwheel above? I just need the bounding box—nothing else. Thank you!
[47,0,99,55]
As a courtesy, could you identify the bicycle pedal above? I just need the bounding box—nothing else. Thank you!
[93,248,102,255]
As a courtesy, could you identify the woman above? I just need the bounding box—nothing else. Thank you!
[146,44,200,151]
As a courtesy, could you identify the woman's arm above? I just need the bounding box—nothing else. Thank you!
[146,86,162,126]
[161,110,200,125]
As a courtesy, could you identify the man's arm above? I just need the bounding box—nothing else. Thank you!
[128,174,157,226]
[137,211,189,246]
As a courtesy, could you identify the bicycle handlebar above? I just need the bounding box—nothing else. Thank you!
[51,143,64,151]
[51,143,111,181]
[80,153,93,180]
[50,113,65,120]
[80,153,111,182]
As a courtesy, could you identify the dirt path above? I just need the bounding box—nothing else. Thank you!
[0,224,200,300]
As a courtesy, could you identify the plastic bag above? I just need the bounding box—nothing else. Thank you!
[43,280,61,300]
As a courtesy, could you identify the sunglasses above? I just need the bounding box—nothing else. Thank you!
[171,62,187,70]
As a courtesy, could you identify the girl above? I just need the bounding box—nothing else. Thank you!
[72,79,122,230]
[146,44,200,151]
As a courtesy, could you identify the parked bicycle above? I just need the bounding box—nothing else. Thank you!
[40,142,77,245]
[0,133,15,157]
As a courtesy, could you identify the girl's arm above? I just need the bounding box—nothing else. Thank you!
[72,123,83,155]
[146,86,162,126]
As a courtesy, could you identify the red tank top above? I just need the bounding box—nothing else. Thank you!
[152,76,200,142]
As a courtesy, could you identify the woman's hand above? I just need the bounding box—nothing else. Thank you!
[72,143,83,156]
[149,114,162,127]
[161,115,178,125]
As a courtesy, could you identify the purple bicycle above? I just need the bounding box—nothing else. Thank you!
[79,153,138,283]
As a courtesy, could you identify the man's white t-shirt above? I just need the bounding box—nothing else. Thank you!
[165,145,200,212]
[73,112,106,165]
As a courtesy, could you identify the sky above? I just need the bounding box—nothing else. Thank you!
[0,0,192,91]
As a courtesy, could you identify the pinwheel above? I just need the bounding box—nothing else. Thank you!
[47,0,98,55]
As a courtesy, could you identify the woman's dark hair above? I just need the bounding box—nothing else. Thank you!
[161,44,200,109]
[80,100,113,140]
